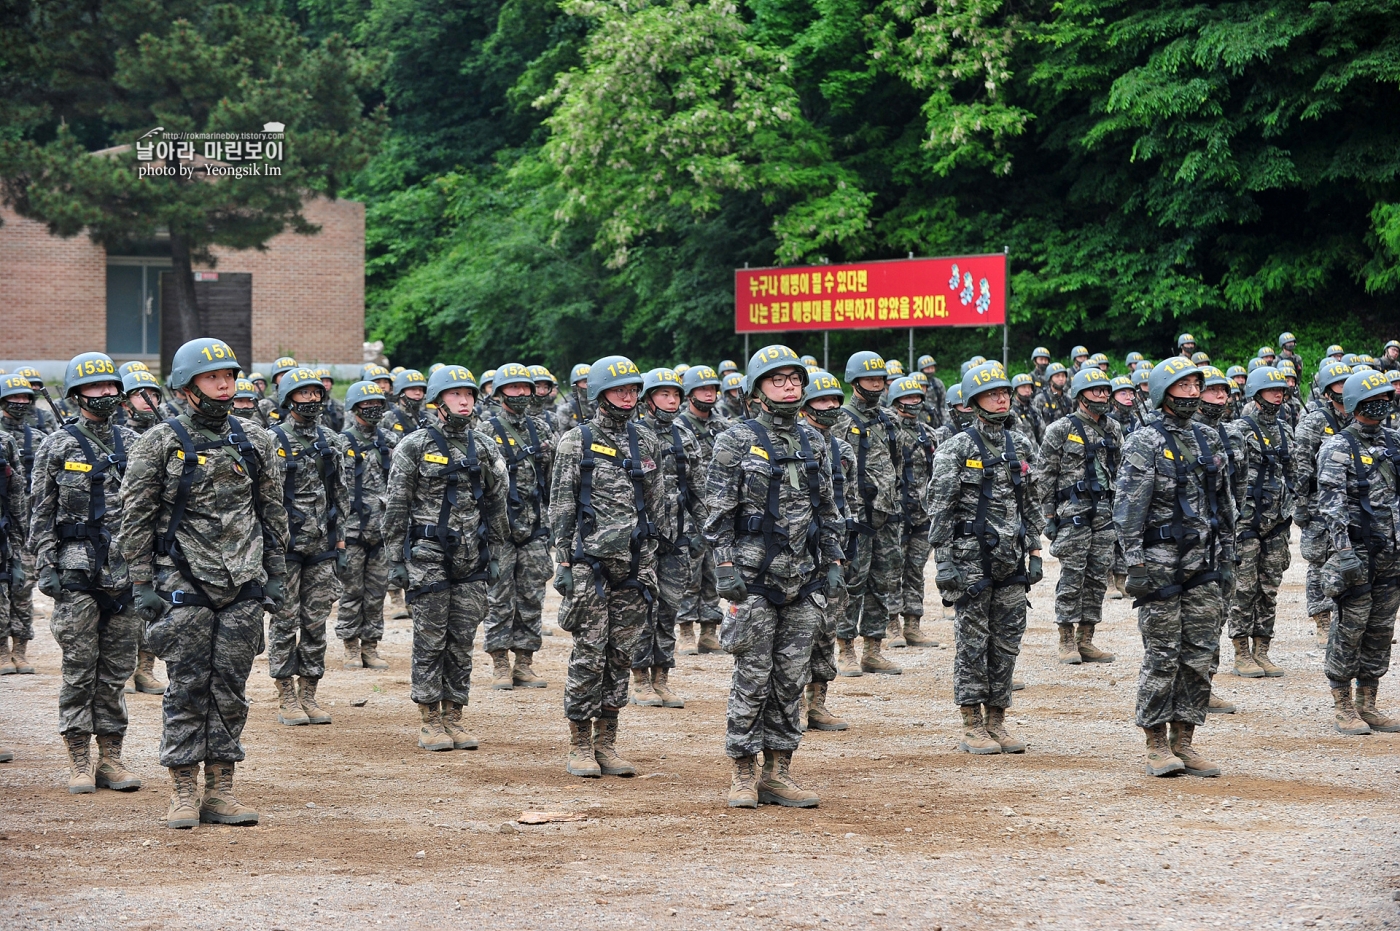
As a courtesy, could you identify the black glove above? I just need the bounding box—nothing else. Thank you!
[553,564,574,598]
[716,564,747,602]
[935,560,965,595]
[1043,517,1059,542]
[133,582,166,621]
[335,547,349,573]
[9,558,24,588]
[1125,565,1153,598]
[1218,561,1235,591]
[688,538,704,559]
[37,565,62,598]
[1027,555,1043,585]
[388,561,410,590]
[1336,549,1365,586]
[487,557,501,582]
[826,564,846,598]
[264,574,287,609]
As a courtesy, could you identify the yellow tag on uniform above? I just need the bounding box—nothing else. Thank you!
[1361,455,1374,465]
[1262,437,1271,445]
[750,445,770,460]
[1324,427,1334,435]
[1067,434,1084,445]
[590,443,617,457]
[276,448,287,457]
[965,459,983,469]
[174,451,207,465]
[64,461,92,472]
[393,423,404,431]
[345,449,356,457]
[1163,449,1175,460]
[850,427,862,435]
[424,453,449,465]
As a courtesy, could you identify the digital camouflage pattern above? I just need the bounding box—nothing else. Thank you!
[930,420,1043,708]
[1295,406,1349,618]
[1230,412,1296,639]
[809,428,855,684]
[891,409,937,616]
[335,418,393,644]
[552,388,594,435]
[679,407,731,624]
[1034,385,1071,429]
[0,429,29,641]
[2,403,56,642]
[1113,411,1237,727]
[835,395,903,639]
[921,375,947,429]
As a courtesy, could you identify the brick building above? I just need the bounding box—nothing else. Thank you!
[0,196,365,379]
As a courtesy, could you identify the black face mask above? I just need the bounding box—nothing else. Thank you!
[76,393,122,418]
[2,400,32,420]
[1197,400,1228,422]
[439,408,474,431]
[1356,397,1394,422]
[356,403,386,425]
[127,404,160,426]
[231,406,258,421]
[854,384,883,404]
[291,400,325,421]
[1164,395,1200,418]
[1254,396,1281,418]
[649,405,679,425]
[978,406,1011,426]
[1082,398,1111,416]
[401,396,423,415]
[763,396,804,418]
[1326,388,1345,410]
[501,393,531,416]
[187,384,233,420]
[690,396,716,414]
[597,396,635,425]
[806,406,842,428]
[951,407,975,428]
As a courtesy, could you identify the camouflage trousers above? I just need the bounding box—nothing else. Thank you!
[50,589,139,736]
[635,549,692,670]
[726,587,822,758]
[952,579,1027,709]
[899,523,933,617]
[1324,555,1399,685]
[146,572,264,767]
[1051,520,1115,627]
[681,542,723,624]
[1134,557,1225,728]
[1229,528,1291,639]
[563,556,651,722]
[5,549,35,640]
[408,557,487,706]
[334,538,387,644]
[485,536,551,654]
[809,577,846,685]
[1300,521,1334,619]
[267,558,338,681]
[839,511,902,640]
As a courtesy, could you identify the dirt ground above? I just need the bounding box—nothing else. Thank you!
[2,536,1399,930]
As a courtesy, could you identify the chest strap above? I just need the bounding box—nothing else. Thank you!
[1238,416,1293,543]
[948,426,1031,607]
[734,420,825,607]
[489,415,549,542]
[404,426,490,602]
[1135,422,1223,606]
[271,424,341,565]
[574,422,654,602]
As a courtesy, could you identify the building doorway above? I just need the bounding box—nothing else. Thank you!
[106,259,167,364]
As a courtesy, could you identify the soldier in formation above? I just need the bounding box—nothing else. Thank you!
[1,372,54,674]
[336,380,395,672]
[676,365,729,654]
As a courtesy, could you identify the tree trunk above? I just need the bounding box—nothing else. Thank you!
[168,232,204,349]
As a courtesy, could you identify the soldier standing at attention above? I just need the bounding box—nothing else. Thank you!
[676,365,729,654]
[930,362,1042,755]
[1316,371,1400,735]
[1010,373,1042,444]
[834,351,903,677]
[257,357,299,427]
[886,375,941,649]
[0,413,27,762]
[383,366,509,752]
[317,368,345,433]
[552,363,594,433]
[550,356,664,778]
[118,369,171,696]
[632,368,705,709]
[482,363,556,690]
[1115,358,1236,778]
[1176,334,1197,359]
[121,337,290,828]
[1296,362,1353,646]
[30,353,140,794]
[705,346,844,808]
[382,368,428,437]
[917,355,946,429]
[0,373,55,674]
[1035,362,1072,429]
[336,381,395,671]
[266,368,350,727]
[1035,367,1121,666]
[1029,348,1052,391]
[720,371,749,422]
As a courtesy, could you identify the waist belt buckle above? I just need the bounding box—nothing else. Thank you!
[169,590,190,606]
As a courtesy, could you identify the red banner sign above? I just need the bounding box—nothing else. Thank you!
[735,253,1007,333]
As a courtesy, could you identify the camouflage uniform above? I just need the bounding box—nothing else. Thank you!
[551,409,664,722]
[256,397,285,429]
[1114,411,1236,728]
[383,419,509,706]
[266,416,350,683]
[806,426,854,686]
[552,389,594,435]
[1034,385,1071,430]
[834,396,902,640]
[120,412,290,766]
[891,411,937,619]
[1230,411,1296,640]
[320,396,346,433]
[335,418,393,646]
[703,411,844,758]
[1035,411,1122,631]
[1296,406,1349,620]
[381,401,424,438]
[0,431,27,661]
[2,404,57,647]
[638,411,706,670]
[921,376,947,429]
[1011,395,1043,444]
[1316,423,1400,687]
[929,421,1042,709]
[482,405,556,655]
[720,394,750,422]
[679,407,730,629]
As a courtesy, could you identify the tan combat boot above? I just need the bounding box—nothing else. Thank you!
[860,637,902,675]
[886,615,907,648]
[417,702,453,751]
[1012,677,1026,691]
[1142,723,1185,777]
[1056,625,1082,664]
[297,677,332,724]
[1312,612,1331,647]
[133,651,166,694]
[1168,722,1221,777]
[275,678,310,726]
[805,682,847,731]
[342,638,363,669]
[512,650,547,688]
[11,639,33,674]
[387,587,410,620]
[984,706,1026,753]
[1251,637,1284,677]
[727,754,759,808]
[902,615,938,647]
[1355,683,1400,733]
[958,706,1001,755]
[631,667,662,707]
[1076,623,1116,663]
[0,745,12,762]
[360,641,389,670]
[200,761,259,825]
[94,734,142,791]
[441,701,478,749]
[1207,678,1236,714]
[697,622,722,654]
[0,634,13,674]
[592,714,636,776]
[1331,684,1371,735]
[1231,636,1264,678]
[489,650,514,690]
[165,765,201,829]
[678,622,699,655]
[836,638,863,677]
[566,720,601,777]
[1110,573,1127,600]
[63,732,96,794]
[652,668,684,708]
[757,749,819,807]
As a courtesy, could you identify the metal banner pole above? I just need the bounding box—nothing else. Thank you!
[1002,247,1011,369]
[823,331,829,372]
[909,327,914,374]
[744,333,749,365]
